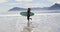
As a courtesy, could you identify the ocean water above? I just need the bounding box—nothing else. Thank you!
[0,10,60,15]
[0,11,60,32]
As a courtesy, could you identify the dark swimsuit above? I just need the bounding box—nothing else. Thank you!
[27,8,31,21]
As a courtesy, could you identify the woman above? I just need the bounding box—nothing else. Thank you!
[27,8,32,21]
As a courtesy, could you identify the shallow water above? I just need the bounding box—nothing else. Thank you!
[0,11,60,32]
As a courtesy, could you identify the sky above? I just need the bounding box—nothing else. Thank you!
[0,0,60,8]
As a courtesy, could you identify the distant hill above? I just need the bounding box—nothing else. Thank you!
[31,7,48,10]
[31,3,60,10]
[8,3,60,11]
[48,3,60,10]
[9,7,26,11]
[31,7,42,10]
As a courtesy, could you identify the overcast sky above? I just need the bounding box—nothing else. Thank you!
[0,0,60,8]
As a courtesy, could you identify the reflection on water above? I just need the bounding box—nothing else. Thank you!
[0,10,60,32]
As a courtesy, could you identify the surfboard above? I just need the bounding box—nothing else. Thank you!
[20,12,34,16]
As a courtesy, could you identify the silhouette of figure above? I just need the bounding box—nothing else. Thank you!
[27,8,32,21]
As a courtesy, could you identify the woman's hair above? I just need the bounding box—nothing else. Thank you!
[28,8,31,11]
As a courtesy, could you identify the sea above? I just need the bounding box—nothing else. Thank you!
[0,10,60,32]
